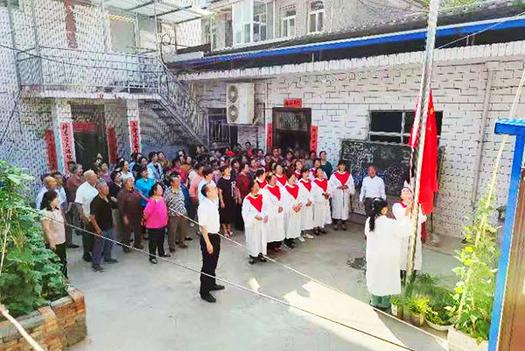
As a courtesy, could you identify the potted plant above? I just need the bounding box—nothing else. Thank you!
[390,295,404,319]
[406,295,429,327]
[425,287,455,331]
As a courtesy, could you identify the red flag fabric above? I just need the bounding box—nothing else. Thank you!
[408,92,439,215]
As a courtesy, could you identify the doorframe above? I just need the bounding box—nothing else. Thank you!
[271,107,312,150]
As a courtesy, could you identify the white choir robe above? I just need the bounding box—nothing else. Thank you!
[329,172,355,221]
[312,180,332,228]
[298,181,314,231]
[365,216,406,296]
[392,203,427,271]
[242,195,268,257]
[262,186,286,243]
[282,185,303,239]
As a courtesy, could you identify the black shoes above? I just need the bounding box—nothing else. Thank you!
[66,243,80,248]
[210,284,225,291]
[249,256,257,264]
[159,253,171,258]
[92,265,104,272]
[258,254,267,262]
[105,258,118,264]
[169,248,176,253]
[123,247,131,253]
[149,257,158,264]
[185,236,193,241]
[201,294,216,303]
[83,254,92,262]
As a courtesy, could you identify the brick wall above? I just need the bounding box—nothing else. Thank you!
[190,58,525,238]
[0,288,87,351]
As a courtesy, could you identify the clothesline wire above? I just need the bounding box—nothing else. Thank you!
[31,208,421,350]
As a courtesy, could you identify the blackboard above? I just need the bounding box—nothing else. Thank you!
[340,139,411,196]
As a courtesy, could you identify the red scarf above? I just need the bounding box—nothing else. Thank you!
[247,194,263,213]
[266,185,281,200]
[334,171,350,186]
[300,179,312,192]
[256,178,267,189]
[314,178,328,192]
[276,174,287,186]
[285,184,299,199]
[294,171,301,179]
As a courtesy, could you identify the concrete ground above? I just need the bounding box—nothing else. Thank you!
[68,222,460,351]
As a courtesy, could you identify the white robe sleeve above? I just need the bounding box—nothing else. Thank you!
[242,198,258,229]
[347,176,356,196]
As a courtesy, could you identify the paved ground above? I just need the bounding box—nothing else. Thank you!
[68,222,459,351]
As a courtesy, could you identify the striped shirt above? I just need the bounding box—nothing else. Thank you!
[164,186,187,216]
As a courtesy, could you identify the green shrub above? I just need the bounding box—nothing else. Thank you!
[0,161,67,317]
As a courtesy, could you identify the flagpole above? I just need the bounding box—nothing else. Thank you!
[406,0,440,282]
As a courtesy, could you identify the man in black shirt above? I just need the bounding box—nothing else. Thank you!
[90,181,118,272]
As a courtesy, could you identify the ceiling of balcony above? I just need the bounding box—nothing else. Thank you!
[98,0,211,23]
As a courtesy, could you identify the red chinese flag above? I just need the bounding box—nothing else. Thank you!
[408,92,439,215]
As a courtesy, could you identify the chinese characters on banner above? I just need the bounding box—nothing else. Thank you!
[59,122,75,174]
[128,120,141,153]
[44,129,58,171]
[284,98,302,108]
[106,127,118,165]
[310,125,318,153]
[266,123,273,151]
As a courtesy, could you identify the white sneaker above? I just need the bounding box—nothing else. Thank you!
[298,236,306,242]
[305,233,314,239]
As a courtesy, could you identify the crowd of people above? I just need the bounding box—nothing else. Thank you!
[37,141,425,306]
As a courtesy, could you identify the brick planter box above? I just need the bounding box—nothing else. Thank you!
[0,287,87,351]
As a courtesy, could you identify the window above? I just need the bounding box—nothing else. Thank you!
[233,0,252,45]
[253,2,267,42]
[109,14,136,53]
[369,111,443,144]
[209,16,218,50]
[281,6,296,38]
[0,0,19,8]
[308,1,324,34]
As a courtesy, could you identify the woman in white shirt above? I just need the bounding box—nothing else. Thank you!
[242,180,269,264]
[312,168,331,235]
[298,168,315,239]
[282,172,303,247]
[262,173,286,251]
[392,187,426,279]
[365,198,405,310]
[40,190,68,278]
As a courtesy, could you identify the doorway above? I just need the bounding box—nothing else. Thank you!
[272,108,311,152]
[71,104,108,168]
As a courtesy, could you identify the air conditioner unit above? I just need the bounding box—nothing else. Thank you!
[226,83,255,124]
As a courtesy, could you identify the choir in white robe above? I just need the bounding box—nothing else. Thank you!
[392,202,427,271]
[242,194,268,257]
[312,178,331,228]
[275,174,287,188]
[262,185,286,243]
[329,171,355,220]
[282,184,302,239]
[365,216,406,296]
[298,179,314,231]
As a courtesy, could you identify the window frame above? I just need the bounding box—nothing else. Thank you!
[108,13,138,54]
[308,1,325,34]
[368,110,442,144]
[281,6,296,38]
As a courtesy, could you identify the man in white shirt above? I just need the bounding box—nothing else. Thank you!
[359,166,386,217]
[75,170,99,262]
[197,184,224,303]
[35,176,58,210]
[198,167,217,206]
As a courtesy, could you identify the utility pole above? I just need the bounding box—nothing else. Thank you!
[406,0,440,280]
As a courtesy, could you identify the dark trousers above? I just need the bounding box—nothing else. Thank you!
[63,209,73,245]
[48,243,67,278]
[148,227,166,259]
[82,222,94,257]
[92,228,115,266]
[122,218,143,248]
[364,198,374,217]
[200,234,221,296]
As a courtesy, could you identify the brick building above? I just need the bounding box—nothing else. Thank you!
[0,0,209,193]
[170,0,525,238]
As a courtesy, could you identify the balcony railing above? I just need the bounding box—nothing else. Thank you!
[16,46,160,94]
[16,46,208,146]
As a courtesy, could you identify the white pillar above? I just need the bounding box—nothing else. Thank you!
[51,99,75,174]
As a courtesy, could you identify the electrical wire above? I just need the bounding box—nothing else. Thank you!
[28,208,433,350]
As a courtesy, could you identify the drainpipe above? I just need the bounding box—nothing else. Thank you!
[471,61,498,209]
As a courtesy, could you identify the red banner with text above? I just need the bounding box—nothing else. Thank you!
[310,125,318,153]
[128,120,141,153]
[44,129,58,171]
[266,123,273,151]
